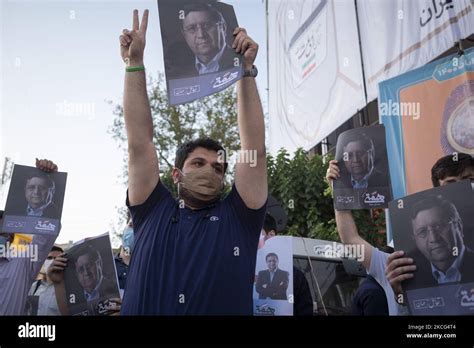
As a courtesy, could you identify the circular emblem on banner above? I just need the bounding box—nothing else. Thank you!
[441,81,474,155]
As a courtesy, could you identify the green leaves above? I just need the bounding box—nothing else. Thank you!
[267,148,335,239]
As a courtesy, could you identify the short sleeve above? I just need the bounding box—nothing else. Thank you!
[126,180,173,230]
[225,183,267,233]
[368,247,389,285]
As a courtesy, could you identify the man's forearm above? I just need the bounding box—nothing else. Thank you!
[335,209,373,270]
[237,77,265,154]
[124,63,153,149]
[335,210,361,245]
[53,282,70,315]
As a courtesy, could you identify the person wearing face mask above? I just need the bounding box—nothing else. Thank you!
[114,216,134,296]
[0,158,60,315]
[119,9,266,315]
[26,246,64,315]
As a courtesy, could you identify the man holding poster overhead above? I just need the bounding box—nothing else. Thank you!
[119,9,267,315]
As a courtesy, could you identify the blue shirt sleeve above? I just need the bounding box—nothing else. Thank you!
[126,181,173,236]
[224,183,267,234]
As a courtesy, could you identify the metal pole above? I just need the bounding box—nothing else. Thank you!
[354,0,368,107]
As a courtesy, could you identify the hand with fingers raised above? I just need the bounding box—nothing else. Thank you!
[119,9,149,67]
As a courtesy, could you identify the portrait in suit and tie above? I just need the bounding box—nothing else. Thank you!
[255,252,289,300]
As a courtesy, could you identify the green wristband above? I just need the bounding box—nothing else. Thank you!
[126,65,145,73]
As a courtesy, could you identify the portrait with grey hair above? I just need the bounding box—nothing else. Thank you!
[333,124,392,210]
[390,180,474,315]
[2,165,67,235]
[158,0,243,105]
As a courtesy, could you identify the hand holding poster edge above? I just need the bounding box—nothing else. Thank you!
[2,162,67,236]
[62,232,121,316]
[157,0,246,105]
[332,124,393,210]
[389,180,474,315]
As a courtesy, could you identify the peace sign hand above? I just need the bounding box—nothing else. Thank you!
[119,9,149,66]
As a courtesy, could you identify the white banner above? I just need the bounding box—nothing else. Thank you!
[358,0,474,101]
[268,0,366,154]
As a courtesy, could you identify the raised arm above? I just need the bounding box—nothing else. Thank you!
[30,159,60,277]
[120,9,159,206]
[326,160,373,270]
[48,253,70,315]
[233,28,267,209]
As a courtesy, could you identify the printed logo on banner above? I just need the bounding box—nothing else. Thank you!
[289,3,327,88]
[255,303,276,316]
[432,52,474,82]
[336,196,355,204]
[173,85,200,97]
[413,296,445,310]
[34,220,56,233]
[362,191,385,205]
[460,288,474,308]
[212,71,239,89]
[6,220,26,229]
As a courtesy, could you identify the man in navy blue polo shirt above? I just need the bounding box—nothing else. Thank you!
[119,9,267,315]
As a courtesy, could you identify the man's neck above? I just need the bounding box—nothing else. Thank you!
[352,173,366,181]
[196,44,225,66]
[180,196,216,211]
[197,54,214,65]
[432,257,456,273]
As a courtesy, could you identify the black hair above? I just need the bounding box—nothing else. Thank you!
[431,153,473,187]
[25,171,54,188]
[265,252,278,261]
[181,2,225,26]
[263,213,277,234]
[0,210,3,220]
[70,244,100,266]
[174,137,228,172]
[411,194,461,225]
[51,245,64,253]
[340,131,373,152]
